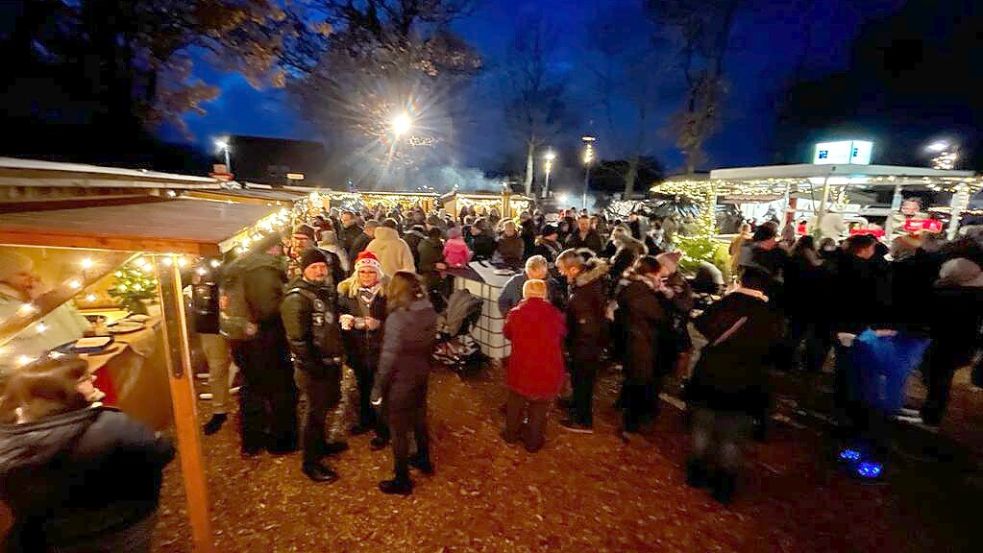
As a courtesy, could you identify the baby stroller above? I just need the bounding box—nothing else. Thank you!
[433,288,485,374]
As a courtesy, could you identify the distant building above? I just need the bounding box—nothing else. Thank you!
[226,136,327,187]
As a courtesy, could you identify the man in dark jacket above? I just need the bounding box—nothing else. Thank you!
[404,224,427,267]
[555,249,609,432]
[349,219,379,261]
[281,248,347,483]
[191,261,232,436]
[565,215,604,255]
[338,210,363,257]
[228,235,299,456]
[417,227,446,303]
[685,269,783,503]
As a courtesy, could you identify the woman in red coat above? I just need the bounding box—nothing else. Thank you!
[501,279,567,452]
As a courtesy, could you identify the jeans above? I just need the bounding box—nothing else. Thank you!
[569,353,599,426]
[295,366,342,465]
[199,333,232,414]
[504,390,550,452]
[389,395,429,481]
[690,408,752,473]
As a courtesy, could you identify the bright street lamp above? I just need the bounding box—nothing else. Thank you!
[542,150,556,199]
[581,135,596,209]
[925,139,959,170]
[214,138,232,173]
[392,112,412,137]
[925,141,949,153]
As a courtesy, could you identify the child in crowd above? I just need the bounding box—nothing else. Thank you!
[443,226,472,268]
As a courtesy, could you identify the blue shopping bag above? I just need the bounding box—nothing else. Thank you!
[848,330,931,413]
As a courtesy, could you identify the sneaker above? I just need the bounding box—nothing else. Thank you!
[559,418,594,434]
[202,413,227,436]
[378,478,413,495]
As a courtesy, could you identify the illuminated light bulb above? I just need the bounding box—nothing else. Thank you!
[177,257,189,268]
[17,303,38,316]
[49,351,65,359]
[115,271,123,277]
[68,279,82,290]
[80,258,94,269]
[36,322,48,334]
[85,294,97,302]
[209,259,221,269]
[118,284,128,292]
[16,355,34,367]
[161,257,174,267]
[196,267,208,276]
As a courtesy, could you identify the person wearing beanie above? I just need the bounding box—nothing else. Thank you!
[532,224,562,265]
[366,222,416,276]
[404,224,428,268]
[281,248,348,482]
[337,251,391,448]
[443,226,472,268]
[502,279,567,453]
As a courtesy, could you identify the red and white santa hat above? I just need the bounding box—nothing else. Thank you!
[354,251,383,274]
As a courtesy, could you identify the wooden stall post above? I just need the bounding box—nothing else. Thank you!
[156,257,214,552]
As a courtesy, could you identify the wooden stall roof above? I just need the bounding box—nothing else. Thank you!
[0,198,275,256]
[0,157,224,189]
[185,186,304,206]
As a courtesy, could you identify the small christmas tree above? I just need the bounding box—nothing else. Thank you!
[107,263,158,313]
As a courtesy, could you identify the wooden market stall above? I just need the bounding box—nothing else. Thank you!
[0,197,282,553]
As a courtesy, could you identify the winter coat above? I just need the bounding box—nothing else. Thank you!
[783,253,829,322]
[496,234,525,268]
[238,252,288,330]
[687,289,783,413]
[566,259,610,358]
[609,238,648,284]
[338,224,364,258]
[190,275,220,335]
[337,276,389,371]
[348,230,373,261]
[404,227,427,267]
[927,284,983,367]
[0,406,174,552]
[443,237,472,268]
[616,278,673,383]
[471,232,497,261]
[417,237,445,289]
[532,238,562,264]
[829,254,893,334]
[565,229,604,255]
[504,298,567,400]
[890,250,944,331]
[366,226,416,276]
[520,221,537,259]
[281,277,345,377]
[372,298,438,411]
[497,273,565,315]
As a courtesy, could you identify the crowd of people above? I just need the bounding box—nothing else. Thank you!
[2,196,982,550]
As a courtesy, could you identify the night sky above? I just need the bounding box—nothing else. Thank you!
[162,0,907,174]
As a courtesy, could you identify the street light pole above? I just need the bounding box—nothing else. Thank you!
[542,150,555,199]
[581,135,596,210]
[214,138,232,174]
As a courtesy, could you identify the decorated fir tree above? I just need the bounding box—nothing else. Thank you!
[107,263,158,313]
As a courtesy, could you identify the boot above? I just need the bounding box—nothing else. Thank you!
[370,435,390,451]
[409,454,435,475]
[302,461,339,484]
[203,414,227,436]
[322,441,350,456]
[378,476,413,495]
[711,471,737,505]
[685,458,709,489]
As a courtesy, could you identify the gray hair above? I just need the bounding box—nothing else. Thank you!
[524,255,548,274]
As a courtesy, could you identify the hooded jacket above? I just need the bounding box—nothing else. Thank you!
[371,298,438,410]
[281,277,345,376]
[504,298,567,400]
[0,407,174,550]
[565,259,610,356]
[366,226,416,276]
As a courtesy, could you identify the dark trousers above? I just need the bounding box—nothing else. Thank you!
[786,318,831,373]
[295,366,341,465]
[232,331,298,452]
[570,353,600,426]
[690,407,752,473]
[921,346,965,425]
[622,377,663,432]
[504,390,550,452]
[389,396,429,481]
[351,358,389,440]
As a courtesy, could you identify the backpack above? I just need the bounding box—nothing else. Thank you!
[218,261,258,341]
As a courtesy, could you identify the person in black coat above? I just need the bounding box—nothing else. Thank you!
[403,224,427,268]
[338,211,363,256]
[519,213,537,260]
[469,218,497,261]
[556,249,610,432]
[371,272,438,495]
[783,236,832,373]
[0,356,174,552]
[615,256,673,435]
[564,215,604,255]
[685,269,783,503]
[348,220,379,261]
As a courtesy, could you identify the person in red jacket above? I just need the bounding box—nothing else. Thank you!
[501,279,567,452]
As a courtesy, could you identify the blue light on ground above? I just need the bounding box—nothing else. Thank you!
[839,449,862,461]
[856,461,883,479]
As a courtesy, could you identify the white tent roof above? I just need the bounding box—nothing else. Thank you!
[709,163,975,185]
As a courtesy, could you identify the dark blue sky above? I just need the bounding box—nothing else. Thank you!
[162,0,906,174]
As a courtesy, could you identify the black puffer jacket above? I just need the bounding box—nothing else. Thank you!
[281,277,345,376]
[566,259,609,358]
[0,407,174,551]
[616,278,671,383]
[372,298,438,410]
[471,232,497,261]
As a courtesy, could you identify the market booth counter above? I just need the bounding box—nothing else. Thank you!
[445,261,519,361]
[0,198,283,553]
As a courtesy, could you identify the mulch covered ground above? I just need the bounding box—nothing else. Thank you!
[151,364,980,552]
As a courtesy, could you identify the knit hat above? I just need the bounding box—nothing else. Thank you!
[656,251,682,274]
[299,248,328,271]
[292,224,317,241]
[353,251,382,274]
[937,258,983,287]
[0,250,34,283]
[541,224,558,237]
